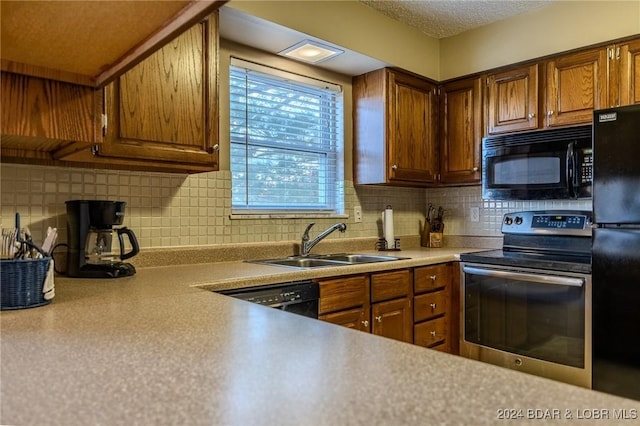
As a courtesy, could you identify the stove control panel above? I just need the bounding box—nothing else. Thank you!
[501,210,592,236]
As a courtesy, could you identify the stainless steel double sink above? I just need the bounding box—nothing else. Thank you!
[249,253,408,269]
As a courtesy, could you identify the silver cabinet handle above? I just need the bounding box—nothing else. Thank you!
[472,167,479,172]
[430,275,438,282]
[528,113,535,119]
[547,110,554,117]
[391,164,398,170]
[375,315,383,323]
[430,303,437,311]
[362,320,369,327]
[430,331,437,337]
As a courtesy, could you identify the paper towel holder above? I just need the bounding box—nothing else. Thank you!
[376,237,401,251]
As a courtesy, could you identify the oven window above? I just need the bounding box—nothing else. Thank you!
[492,156,561,185]
[464,270,585,368]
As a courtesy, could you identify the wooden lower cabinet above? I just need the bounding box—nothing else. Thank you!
[372,297,412,343]
[318,275,370,332]
[415,317,449,351]
[370,269,413,343]
[318,269,413,343]
[318,263,458,352]
[413,262,459,354]
[319,307,370,332]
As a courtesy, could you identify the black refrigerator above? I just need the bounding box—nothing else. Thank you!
[592,104,640,401]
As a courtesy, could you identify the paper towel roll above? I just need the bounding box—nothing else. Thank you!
[383,205,394,249]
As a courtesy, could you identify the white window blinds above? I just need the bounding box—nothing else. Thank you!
[230,58,344,214]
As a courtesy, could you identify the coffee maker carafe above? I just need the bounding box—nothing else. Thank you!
[66,200,139,278]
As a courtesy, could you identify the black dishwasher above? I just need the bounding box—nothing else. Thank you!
[217,281,319,318]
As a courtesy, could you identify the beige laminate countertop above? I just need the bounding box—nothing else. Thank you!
[2,248,640,425]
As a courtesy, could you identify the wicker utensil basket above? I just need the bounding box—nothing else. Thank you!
[1,257,52,310]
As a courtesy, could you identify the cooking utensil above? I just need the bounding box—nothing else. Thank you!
[426,204,435,223]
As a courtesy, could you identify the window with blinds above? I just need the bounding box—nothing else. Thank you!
[230,58,344,215]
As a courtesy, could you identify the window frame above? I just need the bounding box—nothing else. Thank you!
[229,58,345,218]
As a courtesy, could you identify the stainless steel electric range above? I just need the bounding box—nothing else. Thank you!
[459,210,592,388]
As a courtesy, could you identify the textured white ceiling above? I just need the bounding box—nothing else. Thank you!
[359,0,555,38]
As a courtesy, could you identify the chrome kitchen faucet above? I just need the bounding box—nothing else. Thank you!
[300,222,347,256]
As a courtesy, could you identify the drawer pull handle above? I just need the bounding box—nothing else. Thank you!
[430,303,437,311]
[375,315,383,323]
[362,320,369,327]
[430,331,437,337]
[430,275,437,281]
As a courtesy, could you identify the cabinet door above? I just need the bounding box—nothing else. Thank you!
[618,39,640,106]
[486,64,539,134]
[99,14,219,171]
[1,72,101,159]
[387,70,438,184]
[319,307,370,332]
[439,77,482,184]
[372,298,413,343]
[545,48,608,127]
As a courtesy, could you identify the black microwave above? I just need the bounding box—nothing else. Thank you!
[482,125,593,200]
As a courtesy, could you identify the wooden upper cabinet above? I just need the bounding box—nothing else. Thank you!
[486,64,539,134]
[545,48,608,127]
[388,70,439,184]
[0,1,226,87]
[1,73,101,160]
[616,39,640,107]
[439,77,482,184]
[96,14,219,172]
[353,68,438,186]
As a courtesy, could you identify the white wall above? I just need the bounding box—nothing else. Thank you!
[440,0,640,79]
[227,0,441,80]
[229,1,640,81]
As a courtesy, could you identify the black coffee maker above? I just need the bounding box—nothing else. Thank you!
[66,200,139,278]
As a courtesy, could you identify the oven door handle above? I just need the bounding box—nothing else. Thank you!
[462,266,585,287]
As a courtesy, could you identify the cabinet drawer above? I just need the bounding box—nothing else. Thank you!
[414,290,448,322]
[414,316,447,348]
[429,341,451,353]
[371,269,411,302]
[319,275,369,314]
[414,263,451,293]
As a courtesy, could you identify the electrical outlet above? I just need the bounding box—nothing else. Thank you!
[354,206,362,223]
[470,207,480,223]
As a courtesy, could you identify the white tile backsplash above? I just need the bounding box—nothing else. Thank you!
[3,162,590,249]
[424,186,592,236]
[0,163,426,249]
